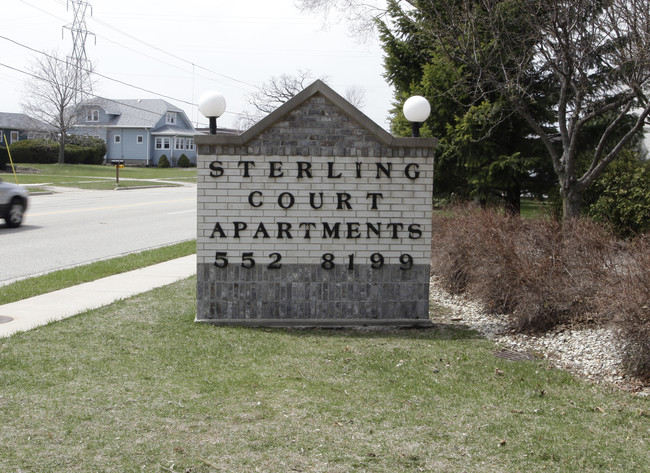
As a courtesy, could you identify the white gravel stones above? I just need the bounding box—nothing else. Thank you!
[429,277,649,395]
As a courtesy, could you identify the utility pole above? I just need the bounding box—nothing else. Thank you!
[63,0,95,104]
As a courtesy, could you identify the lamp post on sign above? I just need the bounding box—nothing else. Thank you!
[403,95,431,138]
[199,90,226,135]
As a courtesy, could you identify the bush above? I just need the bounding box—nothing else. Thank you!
[3,139,58,163]
[0,137,107,165]
[432,205,650,379]
[65,135,107,164]
[157,154,170,168]
[598,236,650,379]
[177,154,192,168]
[585,150,650,238]
[431,206,616,332]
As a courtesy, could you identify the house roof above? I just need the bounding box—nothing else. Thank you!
[0,112,51,131]
[82,98,190,129]
[151,125,196,137]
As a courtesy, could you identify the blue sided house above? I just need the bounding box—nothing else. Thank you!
[73,98,198,166]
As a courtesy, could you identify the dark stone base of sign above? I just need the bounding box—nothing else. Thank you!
[196,263,431,327]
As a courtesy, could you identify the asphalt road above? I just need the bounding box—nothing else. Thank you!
[0,184,197,285]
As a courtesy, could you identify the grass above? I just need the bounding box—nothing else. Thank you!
[7,163,196,190]
[0,240,196,305]
[0,278,648,472]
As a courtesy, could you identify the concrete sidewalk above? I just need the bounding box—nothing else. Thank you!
[0,254,196,338]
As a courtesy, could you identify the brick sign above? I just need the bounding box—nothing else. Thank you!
[195,80,437,326]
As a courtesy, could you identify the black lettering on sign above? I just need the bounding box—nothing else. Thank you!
[336,192,352,210]
[327,162,342,178]
[278,192,295,210]
[408,223,422,239]
[210,222,226,238]
[376,162,392,179]
[404,163,420,180]
[209,161,223,178]
[309,192,324,209]
[299,222,316,238]
[248,191,263,207]
[346,222,361,239]
[253,222,270,239]
[366,192,383,210]
[277,222,293,239]
[322,222,340,239]
[297,161,312,178]
[387,223,404,239]
[233,221,247,238]
[238,160,255,177]
[269,161,284,178]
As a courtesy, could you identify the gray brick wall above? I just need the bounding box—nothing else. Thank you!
[195,81,436,327]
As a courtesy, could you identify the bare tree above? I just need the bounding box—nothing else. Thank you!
[297,0,389,40]
[234,69,366,131]
[236,71,328,130]
[248,70,326,114]
[300,0,650,219]
[21,51,93,164]
[344,85,366,109]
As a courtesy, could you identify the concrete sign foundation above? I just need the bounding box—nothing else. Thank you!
[195,80,437,327]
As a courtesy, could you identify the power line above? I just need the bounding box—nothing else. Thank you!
[0,43,241,121]
[0,35,194,107]
[18,0,256,93]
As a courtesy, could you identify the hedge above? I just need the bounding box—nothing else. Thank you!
[0,137,107,165]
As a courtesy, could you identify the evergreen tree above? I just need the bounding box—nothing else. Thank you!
[379,1,554,212]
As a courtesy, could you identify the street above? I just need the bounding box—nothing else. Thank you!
[0,185,197,284]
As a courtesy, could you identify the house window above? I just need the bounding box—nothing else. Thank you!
[10,131,19,144]
[86,109,99,122]
[174,138,184,150]
[186,138,194,150]
[166,112,177,125]
[114,135,121,144]
[137,135,143,144]
[155,137,170,149]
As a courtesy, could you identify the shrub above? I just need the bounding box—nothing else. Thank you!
[431,206,616,332]
[3,139,58,163]
[598,236,650,379]
[65,135,107,164]
[432,205,650,377]
[585,150,650,238]
[177,154,192,168]
[0,137,106,165]
[157,154,170,168]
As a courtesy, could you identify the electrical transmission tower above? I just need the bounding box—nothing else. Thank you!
[63,0,95,104]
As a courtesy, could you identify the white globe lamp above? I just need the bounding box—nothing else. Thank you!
[403,95,431,137]
[199,90,226,135]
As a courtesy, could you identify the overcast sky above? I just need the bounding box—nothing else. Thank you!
[0,0,394,130]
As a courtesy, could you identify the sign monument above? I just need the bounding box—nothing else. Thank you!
[195,80,437,326]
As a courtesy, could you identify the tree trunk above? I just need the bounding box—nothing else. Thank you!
[562,185,582,220]
[504,184,521,216]
[58,135,65,165]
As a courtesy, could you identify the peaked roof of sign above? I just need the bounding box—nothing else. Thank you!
[195,79,437,148]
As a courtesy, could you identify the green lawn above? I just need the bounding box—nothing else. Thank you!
[0,240,196,305]
[8,163,196,190]
[0,278,647,472]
